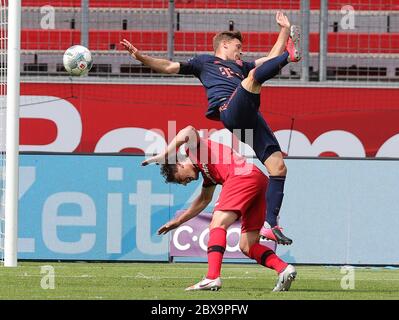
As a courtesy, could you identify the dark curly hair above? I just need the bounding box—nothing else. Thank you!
[160,164,179,183]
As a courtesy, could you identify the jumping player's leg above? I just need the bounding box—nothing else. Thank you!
[269,24,301,62]
[219,93,293,245]
[261,151,292,245]
[218,29,301,245]
[185,210,238,291]
[239,114,291,245]
[264,151,287,227]
[240,231,296,291]
[237,30,300,245]
[241,26,301,95]
[241,52,290,95]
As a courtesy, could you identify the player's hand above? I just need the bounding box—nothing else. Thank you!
[157,220,180,235]
[141,154,164,166]
[120,39,140,59]
[276,11,290,29]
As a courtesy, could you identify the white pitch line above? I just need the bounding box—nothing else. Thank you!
[128,272,256,280]
[5,274,94,278]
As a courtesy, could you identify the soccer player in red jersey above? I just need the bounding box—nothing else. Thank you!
[122,12,300,245]
[142,126,296,291]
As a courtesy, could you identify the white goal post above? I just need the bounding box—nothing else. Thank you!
[0,0,21,267]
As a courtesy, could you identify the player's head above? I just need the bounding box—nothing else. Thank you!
[161,158,199,186]
[213,31,243,60]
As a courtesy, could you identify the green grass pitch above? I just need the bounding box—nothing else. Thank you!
[0,262,398,300]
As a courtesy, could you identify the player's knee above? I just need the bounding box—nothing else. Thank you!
[242,69,261,87]
[239,243,251,257]
[209,218,230,230]
[248,69,256,80]
[242,70,261,93]
[277,162,287,176]
[251,69,263,85]
[267,163,287,176]
[265,157,287,176]
[209,220,224,229]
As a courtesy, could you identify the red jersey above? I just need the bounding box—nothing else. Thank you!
[187,137,269,232]
[187,138,255,187]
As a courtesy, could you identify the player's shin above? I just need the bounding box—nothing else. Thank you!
[266,176,286,228]
[253,52,289,84]
[248,243,287,273]
[206,227,227,279]
[261,176,293,245]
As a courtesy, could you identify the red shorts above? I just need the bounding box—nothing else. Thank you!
[213,167,268,233]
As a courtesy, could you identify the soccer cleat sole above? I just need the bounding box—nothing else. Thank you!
[260,228,293,245]
[259,235,291,244]
[277,238,293,246]
[289,25,301,61]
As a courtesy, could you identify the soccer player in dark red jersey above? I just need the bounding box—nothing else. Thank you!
[123,12,301,245]
[142,126,296,291]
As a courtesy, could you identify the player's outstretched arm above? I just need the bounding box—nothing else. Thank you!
[142,126,200,166]
[254,11,290,67]
[157,186,216,235]
[120,39,180,74]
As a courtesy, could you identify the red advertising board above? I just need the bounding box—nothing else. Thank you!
[20,82,399,157]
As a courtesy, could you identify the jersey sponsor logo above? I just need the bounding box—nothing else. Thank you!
[219,66,244,79]
[219,66,235,78]
[201,164,217,184]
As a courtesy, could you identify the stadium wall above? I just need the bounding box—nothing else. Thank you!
[17,154,399,265]
[20,82,399,158]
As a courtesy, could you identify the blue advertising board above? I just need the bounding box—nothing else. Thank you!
[15,154,399,265]
[18,154,185,261]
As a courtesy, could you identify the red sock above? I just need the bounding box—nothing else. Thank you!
[206,227,227,279]
[249,243,288,274]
